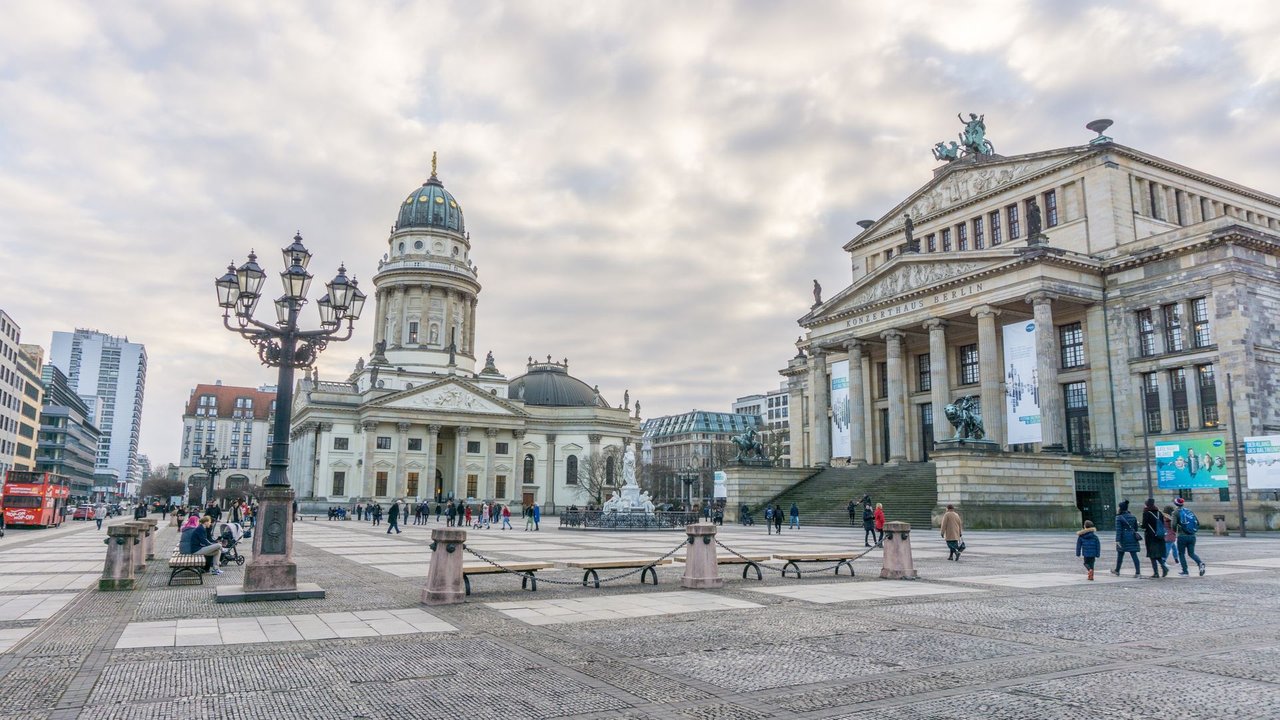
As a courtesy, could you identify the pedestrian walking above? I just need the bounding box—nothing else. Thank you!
[387,501,402,534]
[94,501,107,530]
[445,501,456,527]
[873,503,885,545]
[765,505,774,534]
[501,504,512,530]
[1141,498,1169,578]
[1172,497,1206,576]
[1162,504,1179,564]
[941,504,964,560]
[772,504,783,535]
[788,502,800,529]
[413,503,422,526]
[356,503,364,521]
[862,502,875,546]
[464,504,472,528]
[1110,500,1141,577]
[847,499,857,527]
[479,502,491,529]
[1075,520,1101,580]
[523,505,533,531]
[532,503,541,531]
[435,502,442,522]
[371,503,383,527]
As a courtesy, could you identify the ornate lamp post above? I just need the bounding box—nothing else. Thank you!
[680,466,698,510]
[198,446,229,508]
[214,233,365,600]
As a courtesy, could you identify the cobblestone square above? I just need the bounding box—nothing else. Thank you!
[1,518,1278,718]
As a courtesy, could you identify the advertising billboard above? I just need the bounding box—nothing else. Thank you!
[1155,437,1229,489]
[1003,320,1041,444]
[1244,435,1280,489]
[829,359,851,459]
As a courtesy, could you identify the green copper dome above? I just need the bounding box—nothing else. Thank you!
[396,174,465,233]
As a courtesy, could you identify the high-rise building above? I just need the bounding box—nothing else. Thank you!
[14,345,45,472]
[37,364,101,497]
[49,329,147,496]
[0,310,25,478]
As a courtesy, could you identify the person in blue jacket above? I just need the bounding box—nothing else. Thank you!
[531,503,541,531]
[180,516,223,575]
[1075,520,1101,581]
[1110,500,1142,577]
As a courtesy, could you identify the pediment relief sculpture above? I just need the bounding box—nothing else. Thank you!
[844,261,986,310]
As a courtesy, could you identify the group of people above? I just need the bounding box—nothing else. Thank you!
[763,503,801,534]
[1076,497,1207,580]
[345,499,543,532]
[848,496,886,547]
[177,509,244,576]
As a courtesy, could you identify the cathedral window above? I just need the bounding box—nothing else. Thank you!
[408,321,419,345]
[408,438,422,451]
[331,471,345,496]
[376,436,391,450]
[523,454,535,483]
[566,455,578,484]
[606,456,616,485]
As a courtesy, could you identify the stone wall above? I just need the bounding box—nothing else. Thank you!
[720,466,816,522]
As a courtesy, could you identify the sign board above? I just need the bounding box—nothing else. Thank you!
[1002,320,1041,444]
[1155,437,1229,489]
[1244,435,1280,489]
[713,471,727,499]
[829,360,851,459]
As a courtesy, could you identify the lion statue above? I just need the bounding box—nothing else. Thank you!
[944,395,985,440]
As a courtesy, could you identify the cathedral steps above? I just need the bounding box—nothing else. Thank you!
[754,463,938,529]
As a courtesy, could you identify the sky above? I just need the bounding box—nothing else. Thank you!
[2,0,1279,468]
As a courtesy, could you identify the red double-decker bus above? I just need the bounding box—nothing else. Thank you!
[2,471,71,528]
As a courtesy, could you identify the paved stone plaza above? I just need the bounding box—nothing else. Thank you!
[1,516,1279,719]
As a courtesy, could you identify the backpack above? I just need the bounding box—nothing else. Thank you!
[1179,508,1199,535]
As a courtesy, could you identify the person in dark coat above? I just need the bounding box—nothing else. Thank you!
[1141,498,1169,577]
[1075,520,1101,580]
[772,504,783,534]
[1110,500,1142,577]
[371,503,382,527]
[847,500,858,527]
[862,502,876,547]
[386,500,401,534]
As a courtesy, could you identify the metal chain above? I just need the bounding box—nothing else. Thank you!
[461,539,689,587]
[715,537,882,576]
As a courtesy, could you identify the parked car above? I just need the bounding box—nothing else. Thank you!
[72,504,94,520]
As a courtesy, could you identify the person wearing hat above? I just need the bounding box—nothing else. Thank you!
[1172,497,1206,576]
[1110,499,1142,577]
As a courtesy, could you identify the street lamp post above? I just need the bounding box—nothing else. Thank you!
[199,446,229,508]
[214,233,365,599]
[680,466,697,510]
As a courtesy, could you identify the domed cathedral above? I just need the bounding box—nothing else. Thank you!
[287,155,640,512]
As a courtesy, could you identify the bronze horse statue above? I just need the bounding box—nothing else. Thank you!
[730,427,767,461]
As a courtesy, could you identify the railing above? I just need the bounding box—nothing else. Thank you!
[559,509,701,530]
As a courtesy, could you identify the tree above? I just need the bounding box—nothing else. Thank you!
[139,477,186,500]
[575,447,620,506]
[759,427,788,466]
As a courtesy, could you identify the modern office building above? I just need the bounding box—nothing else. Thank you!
[13,345,45,472]
[48,329,147,496]
[36,364,101,497]
[178,381,278,496]
[787,117,1280,527]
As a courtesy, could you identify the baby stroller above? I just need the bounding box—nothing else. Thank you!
[218,522,246,566]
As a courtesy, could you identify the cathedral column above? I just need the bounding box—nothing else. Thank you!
[882,330,908,464]
[467,298,478,355]
[426,424,441,500]
[808,348,831,465]
[846,340,867,464]
[372,288,388,350]
[512,430,527,490]
[361,420,378,498]
[924,319,951,444]
[454,426,471,499]
[395,421,410,498]
[971,305,1004,445]
[545,434,558,509]
[1027,293,1064,450]
[484,427,498,500]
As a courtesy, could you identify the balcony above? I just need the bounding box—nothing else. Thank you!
[374,257,477,281]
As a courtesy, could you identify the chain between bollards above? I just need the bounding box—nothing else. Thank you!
[461,539,689,587]
[714,538,881,576]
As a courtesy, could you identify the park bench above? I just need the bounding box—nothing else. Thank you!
[168,547,207,586]
[675,553,771,580]
[565,558,674,588]
[772,552,857,579]
[461,561,553,595]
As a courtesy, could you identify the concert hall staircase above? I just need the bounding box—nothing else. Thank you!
[754,463,938,529]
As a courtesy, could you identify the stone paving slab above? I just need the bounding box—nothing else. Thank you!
[115,607,454,648]
[488,590,761,625]
[746,580,983,603]
[0,593,78,621]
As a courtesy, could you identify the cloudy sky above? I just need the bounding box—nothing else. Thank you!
[3,0,1278,467]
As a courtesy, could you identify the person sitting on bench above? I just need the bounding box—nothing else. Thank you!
[181,516,223,575]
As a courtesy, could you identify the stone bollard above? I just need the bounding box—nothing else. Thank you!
[139,518,159,560]
[879,521,918,579]
[124,522,149,573]
[681,522,723,589]
[100,524,140,591]
[422,527,467,605]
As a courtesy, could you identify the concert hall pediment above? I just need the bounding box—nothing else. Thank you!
[371,378,526,417]
[806,257,1005,325]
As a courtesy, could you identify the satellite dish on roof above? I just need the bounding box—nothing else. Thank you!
[1086,119,1114,145]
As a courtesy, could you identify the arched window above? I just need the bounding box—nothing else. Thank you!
[605,456,616,485]
[523,454,535,484]
[566,455,578,485]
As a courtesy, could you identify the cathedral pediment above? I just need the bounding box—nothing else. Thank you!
[806,256,1005,324]
[846,147,1096,249]
[369,377,527,417]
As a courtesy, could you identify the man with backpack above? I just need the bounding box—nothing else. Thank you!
[1172,497,1206,576]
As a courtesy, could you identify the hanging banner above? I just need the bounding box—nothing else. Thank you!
[1155,437,1229,489]
[1002,320,1041,444]
[829,359,851,460]
[1244,435,1280,489]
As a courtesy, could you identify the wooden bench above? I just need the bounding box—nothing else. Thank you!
[676,554,771,580]
[461,561,554,595]
[772,553,857,578]
[565,558,674,588]
[168,548,207,585]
